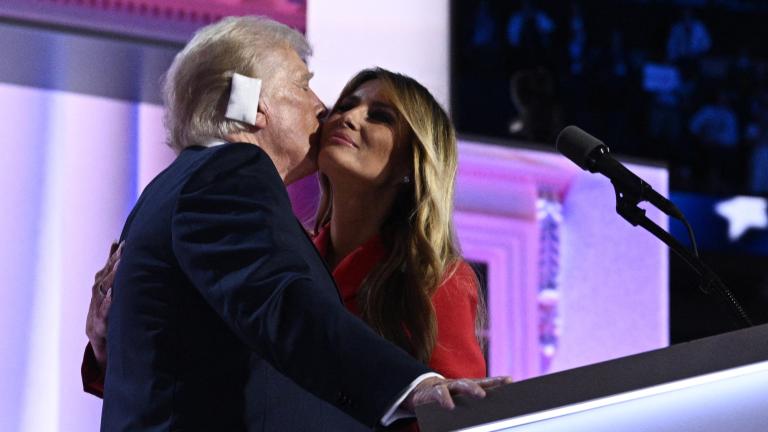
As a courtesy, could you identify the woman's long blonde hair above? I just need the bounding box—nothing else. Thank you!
[315,68,467,363]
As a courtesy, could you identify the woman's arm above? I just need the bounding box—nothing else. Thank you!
[82,343,105,397]
[81,241,122,398]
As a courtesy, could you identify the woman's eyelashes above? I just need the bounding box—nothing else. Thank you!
[368,108,395,124]
[333,102,395,125]
[334,101,355,113]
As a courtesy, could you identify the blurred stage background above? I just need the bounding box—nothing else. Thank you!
[0,1,764,431]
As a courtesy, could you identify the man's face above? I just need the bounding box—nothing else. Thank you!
[260,47,326,185]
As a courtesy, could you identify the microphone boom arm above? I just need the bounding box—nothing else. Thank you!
[611,180,754,328]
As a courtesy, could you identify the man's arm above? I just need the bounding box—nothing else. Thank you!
[81,145,508,419]
[170,144,430,426]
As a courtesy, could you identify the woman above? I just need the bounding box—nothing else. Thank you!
[83,68,486,409]
[312,68,485,376]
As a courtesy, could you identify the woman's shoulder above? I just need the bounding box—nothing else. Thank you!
[449,259,480,285]
[453,259,477,278]
[434,259,480,300]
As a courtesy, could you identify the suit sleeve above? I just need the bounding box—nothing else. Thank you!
[170,144,430,427]
[428,261,487,378]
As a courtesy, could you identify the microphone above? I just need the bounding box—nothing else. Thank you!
[557,126,753,327]
[556,126,683,220]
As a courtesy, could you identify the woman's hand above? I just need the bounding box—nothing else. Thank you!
[85,241,123,371]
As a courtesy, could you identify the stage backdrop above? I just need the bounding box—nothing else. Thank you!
[0,19,177,432]
[0,1,668,430]
[0,79,669,432]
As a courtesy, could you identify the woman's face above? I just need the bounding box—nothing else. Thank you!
[319,79,410,187]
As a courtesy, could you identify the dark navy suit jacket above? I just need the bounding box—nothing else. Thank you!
[102,143,429,431]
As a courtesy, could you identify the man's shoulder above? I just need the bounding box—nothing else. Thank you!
[127,143,279,224]
[181,143,281,193]
[200,142,269,166]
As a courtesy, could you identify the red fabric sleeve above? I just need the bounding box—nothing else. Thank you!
[81,343,105,398]
[428,261,487,379]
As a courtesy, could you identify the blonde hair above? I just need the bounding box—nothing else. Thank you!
[162,16,311,152]
[315,68,473,363]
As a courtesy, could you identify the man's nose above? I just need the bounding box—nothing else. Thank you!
[312,90,328,119]
[316,103,328,121]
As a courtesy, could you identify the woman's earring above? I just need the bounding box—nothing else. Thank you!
[403,175,411,184]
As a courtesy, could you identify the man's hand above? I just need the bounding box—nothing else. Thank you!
[402,376,513,411]
[85,241,122,371]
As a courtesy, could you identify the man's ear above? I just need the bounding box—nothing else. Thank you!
[254,100,268,129]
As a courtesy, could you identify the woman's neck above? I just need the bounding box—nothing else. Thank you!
[326,183,398,270]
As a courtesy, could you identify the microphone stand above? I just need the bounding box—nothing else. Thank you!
[611,182,754,329]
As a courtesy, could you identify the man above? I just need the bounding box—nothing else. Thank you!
[93,16,503,431]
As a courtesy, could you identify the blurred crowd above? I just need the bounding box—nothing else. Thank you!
[454,0,768,195]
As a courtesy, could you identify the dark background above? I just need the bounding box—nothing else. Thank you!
[451,0,768,343]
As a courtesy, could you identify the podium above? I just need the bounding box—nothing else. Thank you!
[417,323,768,431]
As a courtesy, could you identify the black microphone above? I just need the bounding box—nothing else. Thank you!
[556,125,683,220]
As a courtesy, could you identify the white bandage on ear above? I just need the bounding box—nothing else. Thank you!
[225,72,262,126]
